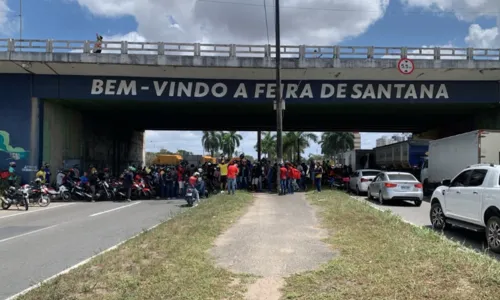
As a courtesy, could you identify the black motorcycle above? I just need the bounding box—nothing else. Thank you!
[95,179,114,201]
[1,185,29,210]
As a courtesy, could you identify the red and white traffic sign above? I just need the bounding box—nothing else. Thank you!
[397,58,414,75]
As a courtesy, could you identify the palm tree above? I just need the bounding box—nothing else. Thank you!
[254,131,277,159]
[201,131,222,157]
[221,131,243,157]
[283,132,318,163]
[319,132,355,159]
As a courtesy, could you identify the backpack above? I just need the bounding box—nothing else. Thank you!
[0,170,10,179]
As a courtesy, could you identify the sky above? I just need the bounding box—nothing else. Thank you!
[1,0,499,157]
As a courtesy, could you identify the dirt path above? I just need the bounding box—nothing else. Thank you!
[210,193,335,300]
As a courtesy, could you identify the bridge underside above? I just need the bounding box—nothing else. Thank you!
[46,98,494,133]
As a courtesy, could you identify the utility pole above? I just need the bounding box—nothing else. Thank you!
[275,0,283,192]
[19,0,22,51]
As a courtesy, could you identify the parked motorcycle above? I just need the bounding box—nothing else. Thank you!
[43,184,71,202]
[66,178,93,201]
[1,185,29,210]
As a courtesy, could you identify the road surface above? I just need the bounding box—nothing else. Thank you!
[0,200,185,299]
[349,194,500,259]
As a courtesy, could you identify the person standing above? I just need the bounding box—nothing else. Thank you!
[227,161,238,195]
[123,167,134,202]
[279,164,288,195]
[314,162,323,192]
[218,158,228,191]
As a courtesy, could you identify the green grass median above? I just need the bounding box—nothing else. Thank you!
[282,190,500,300]
[18,193,254,300]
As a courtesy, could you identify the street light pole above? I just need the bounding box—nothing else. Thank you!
[275,0,283,191]
[19,0,22,51]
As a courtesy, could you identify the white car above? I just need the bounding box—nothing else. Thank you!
[349,169,381,195]
[429,164,500,253]
[367,172,423,206]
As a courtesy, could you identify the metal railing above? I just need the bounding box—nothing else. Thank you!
[0,39,499,60]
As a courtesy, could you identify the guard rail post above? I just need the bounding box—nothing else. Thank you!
[157,42,165,55]
[230,44,236,57]
[7,39,14,52]
[434,47,440,60]
[299,45,305,58]
[45,40,53,53]
[194,43,201,56]
[121,41,128,54]
[367,46,374,59]
[83,41,91,53]
[264,44,270,58]
[466,48,473,60]
[401,47,407,58]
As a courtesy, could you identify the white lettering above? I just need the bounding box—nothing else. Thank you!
[255,84,266,98]
[169,82,176,97]
[212,83,227,98]
[320,84,335,98]
[404,84,417,99]
[233,83,247,98]
[177,82,192,97]
[337,83,347,98]
[377,84,390,99]
[104,79,116,95]
[91,79,104,95]
[436,84,449,98]
[351,84,363,99]
[362,84,376,99]
[420,84,433,98]
[300,84,313,98]
[194,82,209,97]
[153,81,168,96]
[116,80,136,95]
[267,83,277,99]
[394,84,405,98]
[285,84,299,99]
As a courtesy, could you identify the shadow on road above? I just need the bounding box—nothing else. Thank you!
[424,225,500,260]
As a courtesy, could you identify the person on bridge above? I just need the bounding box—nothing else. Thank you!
[94,33,103,53]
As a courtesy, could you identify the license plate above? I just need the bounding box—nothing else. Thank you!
[400,185,410,190]
[186,193,192,197]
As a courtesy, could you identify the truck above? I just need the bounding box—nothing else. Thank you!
[337,149,376,172]
[420,130,500,195]
[154,154,182,165]
[429,163,500,253]
[374,139,430,176]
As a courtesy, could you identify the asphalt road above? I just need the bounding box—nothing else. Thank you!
[0,199,186,300]
[349,193,500,260]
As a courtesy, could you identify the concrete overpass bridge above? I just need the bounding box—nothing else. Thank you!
[1,38,500,181]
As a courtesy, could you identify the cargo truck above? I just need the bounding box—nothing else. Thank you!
[374,139,430,177]
[420,130,500,195]
[337,149,376,172]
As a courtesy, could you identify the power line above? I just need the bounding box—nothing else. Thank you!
[263,0,270,45]
[196,0,500,16]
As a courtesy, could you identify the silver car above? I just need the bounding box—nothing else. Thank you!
[367,172,423,206]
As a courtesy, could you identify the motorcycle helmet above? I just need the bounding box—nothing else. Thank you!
[34,178,42,183]
[198,168,202,173]
[9,162,16,167]
[194,172,200,177]
[207,162,211,166]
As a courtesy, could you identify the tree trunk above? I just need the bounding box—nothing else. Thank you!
[296,139,301,163]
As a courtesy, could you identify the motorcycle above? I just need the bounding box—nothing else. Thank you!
[95,179,114,201]
[44,184,71,202]
[184,185,198,207]
[66,178,93,201]
[1,185,29,210]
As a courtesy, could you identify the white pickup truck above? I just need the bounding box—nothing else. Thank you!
[429,164,500,253]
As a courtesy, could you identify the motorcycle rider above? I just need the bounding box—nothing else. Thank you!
[8,162,17,187]
[44,163,52,186]
[189,172,201,205]
[56,169,65,188]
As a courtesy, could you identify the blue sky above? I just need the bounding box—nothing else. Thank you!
[1,0,499,157]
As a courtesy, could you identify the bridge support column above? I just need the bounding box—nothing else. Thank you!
[257,131,262,161]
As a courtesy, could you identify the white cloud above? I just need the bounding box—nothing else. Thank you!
[400,0,500,48]
[0,0,17,36]
[73,0,389,45]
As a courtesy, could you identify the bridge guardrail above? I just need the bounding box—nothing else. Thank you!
[0,39,499,60]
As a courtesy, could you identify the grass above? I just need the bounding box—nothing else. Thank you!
[281,190,500,300]
[18,193,254,300]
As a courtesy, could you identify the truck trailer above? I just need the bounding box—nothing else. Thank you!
[420,130,500,195]
[338,149,375,172]
[374,139,430,175]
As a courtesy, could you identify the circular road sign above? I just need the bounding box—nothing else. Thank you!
[397,58,414,75]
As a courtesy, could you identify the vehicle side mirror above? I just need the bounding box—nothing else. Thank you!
[441,179,451,186]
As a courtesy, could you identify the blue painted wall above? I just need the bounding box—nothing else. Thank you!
[0,74,34,183]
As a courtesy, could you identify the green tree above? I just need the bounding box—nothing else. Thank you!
[176,149,193,157]
[254,131,277,159]
[201,131,222,157]
[145,152,157,165]
[283,132,318,163]
[319,132,355,158]
[220,131,243,157]
[159,148,173,154]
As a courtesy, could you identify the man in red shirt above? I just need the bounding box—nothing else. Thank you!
[227,161,238,195]
[279,164,288,195]
[188,172,200,205]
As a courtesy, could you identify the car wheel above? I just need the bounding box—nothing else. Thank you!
[378,191,385,205]
[367,188,373,200]
[430,202,448,230]
[414,200,422,207]
[486,216,500,253]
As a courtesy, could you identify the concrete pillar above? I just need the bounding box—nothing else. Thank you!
[257,131,262,161]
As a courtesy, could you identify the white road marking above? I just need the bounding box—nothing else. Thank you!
[0,224,59,244]
[89,201,141,217]
[5,221,163,300]
[0,203,76,220]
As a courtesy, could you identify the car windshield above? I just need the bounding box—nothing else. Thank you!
[362,171,379,176]
[387,174,416,181]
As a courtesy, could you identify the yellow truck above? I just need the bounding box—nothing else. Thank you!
[154,154,183,165]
